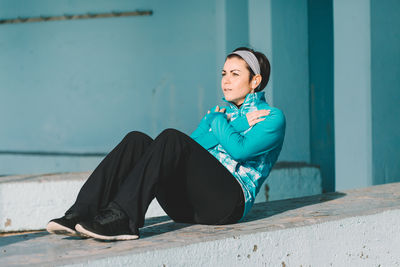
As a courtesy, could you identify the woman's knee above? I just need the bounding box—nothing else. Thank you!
[161,128,181,135]
[157,128,185,140]
[123,131,153,144]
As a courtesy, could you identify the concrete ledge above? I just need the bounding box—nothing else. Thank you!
[1,183,399,266]
[0,163,322,232]
[0,172,165,232]
[256,162,322,202]
[0,154,103,177]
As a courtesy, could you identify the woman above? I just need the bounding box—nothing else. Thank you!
[46,47,286,241]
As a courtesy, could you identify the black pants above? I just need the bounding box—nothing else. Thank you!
[67,129,244,229]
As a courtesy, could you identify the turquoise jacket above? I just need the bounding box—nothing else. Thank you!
[190,91,286,220]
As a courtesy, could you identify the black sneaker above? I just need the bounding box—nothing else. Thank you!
[75,202,139,241]
[46,212,84,237]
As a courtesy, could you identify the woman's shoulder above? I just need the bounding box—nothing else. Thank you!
[269,106,285,118]
[257,103,286,127]
[257,102,284,117]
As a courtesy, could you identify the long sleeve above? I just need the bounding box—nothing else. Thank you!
[190,107,221,149]
[209,108,286,162]
[229,115,250,132]
[190,115,211,140]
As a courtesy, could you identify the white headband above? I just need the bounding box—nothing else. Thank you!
[231,50,260,75]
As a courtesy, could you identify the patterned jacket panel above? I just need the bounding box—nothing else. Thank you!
[191,91,286,220]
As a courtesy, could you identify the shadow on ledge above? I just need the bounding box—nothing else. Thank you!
[0,192,346,245]
[243,191,347,223]
[0,231,48,247]
[140,216,191,239]
[140,191,347,237]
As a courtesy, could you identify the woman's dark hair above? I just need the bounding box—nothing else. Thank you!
[226,47,271,92]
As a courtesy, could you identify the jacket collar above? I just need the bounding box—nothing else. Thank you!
[222,91,266,112]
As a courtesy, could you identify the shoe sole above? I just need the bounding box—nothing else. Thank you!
[46,221,87,238]
[75,224,139,241]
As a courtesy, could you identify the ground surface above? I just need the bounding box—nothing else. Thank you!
[1,183,399,266]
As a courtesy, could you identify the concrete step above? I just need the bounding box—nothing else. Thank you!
[1,183,399,266]
[0,154,103,177]
[0,162,322,232]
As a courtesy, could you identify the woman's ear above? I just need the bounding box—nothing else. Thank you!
[252,74,262,89]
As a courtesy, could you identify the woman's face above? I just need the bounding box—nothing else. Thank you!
[221,57,254,106]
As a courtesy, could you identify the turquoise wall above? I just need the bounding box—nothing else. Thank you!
[371,0,400,185]
[248,0,273,104]
[0,0,220,174]
[270,0,310,163]
[334,0,373,190]
[334,0,400,190]
[248,0,313,166]
[1,0,399,193]
[308,0,335,192]
[225,0,249,52]
[0,0,252,175]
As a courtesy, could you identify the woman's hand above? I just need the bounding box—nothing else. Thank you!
[207,106,231,120]
[207,105,226,114]
[246,109,270,127]
[207,106,270,126]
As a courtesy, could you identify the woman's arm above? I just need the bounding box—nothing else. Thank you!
[191,106,274,150]
[209,108,285,162]
[190,114,212,140]
[190,106,220,149]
